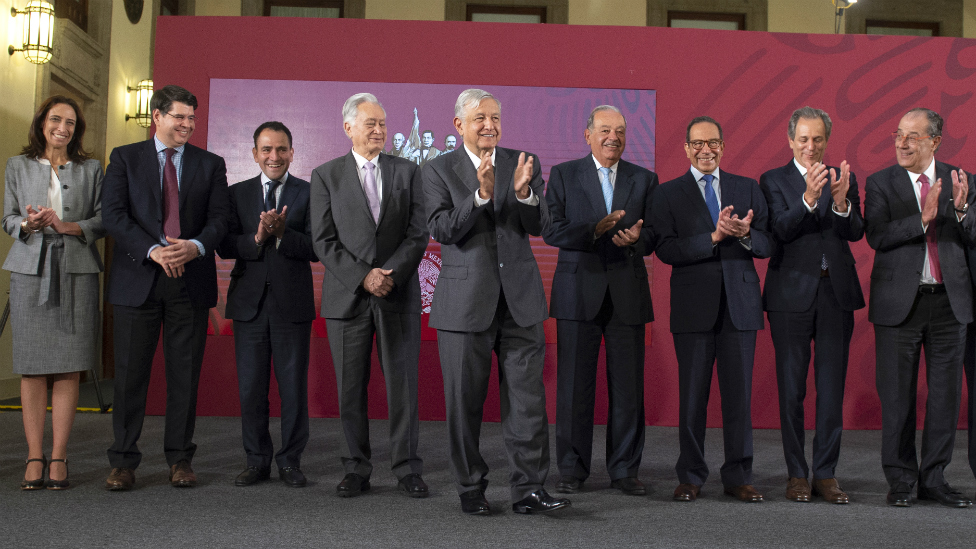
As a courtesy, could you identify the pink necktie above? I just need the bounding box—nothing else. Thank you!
[363,161,380,223]
[918,174,942,283]
[163,148,180,238]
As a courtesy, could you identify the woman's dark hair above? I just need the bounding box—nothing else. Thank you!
[21,95,92,163]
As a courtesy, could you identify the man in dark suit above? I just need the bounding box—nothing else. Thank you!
[651,116,770,503]
[543,105,657,496]
[423,88,569,515]
[102,85,228,490]
[759,107,864,504]
[865,107,976,508]
[418,130,441,167]
[216,121,317,488]
[310,93,430,499]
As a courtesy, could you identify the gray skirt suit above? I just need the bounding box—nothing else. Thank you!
[2,155,106,375]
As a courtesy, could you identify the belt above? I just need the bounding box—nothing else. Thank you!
[37,234,73,330]
[918,284,946,294]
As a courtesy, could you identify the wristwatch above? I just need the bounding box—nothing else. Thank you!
[956,202,970,214]
[20,219,36,235]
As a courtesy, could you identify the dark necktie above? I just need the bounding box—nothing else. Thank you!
[163,148,180,238]
[266,179,281,212]
[918,174,943,283]
[702,173,719,226]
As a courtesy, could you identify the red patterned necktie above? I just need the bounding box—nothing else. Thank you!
[918,174,942,283]
[163,148,180,238]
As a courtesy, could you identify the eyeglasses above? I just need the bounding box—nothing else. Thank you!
[687,139,723,151]
[162,112,198,123]
[891,132,932,146]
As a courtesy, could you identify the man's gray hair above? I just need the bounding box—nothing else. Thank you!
[788,106,832,141]
[455,89,500,121]
[587,105,624,130]
[342,93,385,125]
[905,107,943,138]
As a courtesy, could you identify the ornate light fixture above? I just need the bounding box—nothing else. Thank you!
[833,0,857,34]
[126,79,154,128]
[7,1,55,65]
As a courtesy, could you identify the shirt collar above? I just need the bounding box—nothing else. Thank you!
[464,144,496,169]
[907,158,937,185]
[591,154,619,175]
[260,172,289,186]
[351,149,381,171]
[793,158,808,177]
[691,166,720,183]
[154,135,185,155]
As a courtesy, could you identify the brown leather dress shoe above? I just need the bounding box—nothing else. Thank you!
[673,483,701,502]
[724,484,763,502]
[169,460,197,488]
[812,478,849,504]
[106,467,136,491]
[786,477,811,502]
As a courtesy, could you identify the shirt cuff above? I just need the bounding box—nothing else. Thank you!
[147,244,160,259]
[516,188,538,206]
[190,239,205,258]
[738,235,753,250]
[832,199,852,218]
[474,192,490,207]
[802,196,818,213]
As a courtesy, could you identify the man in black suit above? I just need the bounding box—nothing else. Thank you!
[102,85,228,490]
[651,116,770,503]
[310,93,430,499]
[865,108,976,508]
[216,122,317,488]
[423,89,569,515]
[759,107,864,504]
[544,105,657,496]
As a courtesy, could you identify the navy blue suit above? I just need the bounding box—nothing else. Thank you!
[543,155,656,483]
[102,139,229,469]
[651,169,770,488]
[216,174,317,470]
[760,160,865,481]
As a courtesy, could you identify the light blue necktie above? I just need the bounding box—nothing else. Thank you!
[702,174,719,226]
[599,167,613,214]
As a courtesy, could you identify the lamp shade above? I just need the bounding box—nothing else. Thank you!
[15,1,55,65]
[132,79,154,128]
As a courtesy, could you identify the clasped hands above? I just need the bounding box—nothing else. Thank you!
[477,151,534,201]
[595,210,643,247]
[255,205,289,244]
[803,161,852,213]
[150,237,199,278]
[920,168,968,226]
[362,268,394,298]
[24,204,63,233]
[711,206,754,243]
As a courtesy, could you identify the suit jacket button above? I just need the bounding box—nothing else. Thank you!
[62,185,68,189]
[63,206,69,211]
[499,263,504,268]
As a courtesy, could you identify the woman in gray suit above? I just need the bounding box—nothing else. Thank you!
[3,96,105,490]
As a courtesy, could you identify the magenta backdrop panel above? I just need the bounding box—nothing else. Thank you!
[148,16,976,430]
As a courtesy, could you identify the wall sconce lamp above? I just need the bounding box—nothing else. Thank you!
[126,79,154,128]
[8,1,55,65]
[833,0,857,34]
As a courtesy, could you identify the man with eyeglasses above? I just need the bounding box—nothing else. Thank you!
[865,108,976,508]
[102,85,229,490]
[759,107,864,505]
[651,116,770,503]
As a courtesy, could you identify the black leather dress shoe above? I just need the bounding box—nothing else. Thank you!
[460,489,491,515]
[336,473,370,497]
[235,466,270,487]
[917,484,972,508]
[610,477,646,496]
[397,473,429,498]
[512,489,571,514]
[556,476,582,494]
[886,483,912,507]
[279,467,307,487]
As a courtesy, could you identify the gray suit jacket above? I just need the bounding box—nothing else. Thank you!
[2,155,105,274]
[423,147,550,332]
[865,161,976,326]
[310,152,428,319]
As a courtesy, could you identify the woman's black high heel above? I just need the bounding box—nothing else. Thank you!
[20,456,47,490]
[46,458,69,490]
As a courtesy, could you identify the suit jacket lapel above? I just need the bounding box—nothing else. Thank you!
[452,150,479,193]
[344,152,375,226]
[178,145,199,211]
[612,162,635,213]
[494,148,512,214]
[891,167,921,214]
[678,170,714,227]
[278,175,299,214]
[378,154,395,226]
[140,140,163,217]
[578,158,608,216]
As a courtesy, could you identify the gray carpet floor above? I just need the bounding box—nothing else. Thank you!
[2,411,976,548]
